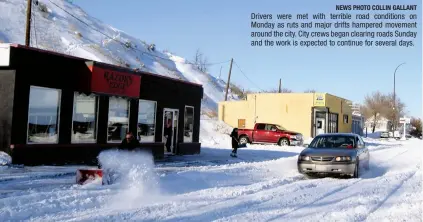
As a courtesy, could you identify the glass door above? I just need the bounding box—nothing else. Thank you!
[162,108,179,154]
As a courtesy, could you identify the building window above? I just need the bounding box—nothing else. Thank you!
[343,114,349,124]
[27,86,61,144]
[108,97,130,143]
[72,93,98,143]
[184,106,194,142]
[137,99,156,142]
[328,113,338,133]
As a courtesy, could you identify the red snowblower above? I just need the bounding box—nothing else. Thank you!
[76,169,103,185]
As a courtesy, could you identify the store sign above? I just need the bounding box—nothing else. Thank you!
[90,66,141,98]
[314,93,326,107]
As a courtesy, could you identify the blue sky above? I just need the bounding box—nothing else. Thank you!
[74,0,422,117]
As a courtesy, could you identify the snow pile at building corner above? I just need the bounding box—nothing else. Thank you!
[0,151,11,166]
[98,149,163,210]
[200,119,234,147]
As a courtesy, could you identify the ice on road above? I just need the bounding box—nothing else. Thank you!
[0,139,421,221]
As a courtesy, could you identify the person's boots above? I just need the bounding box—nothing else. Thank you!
[230,152,237,158]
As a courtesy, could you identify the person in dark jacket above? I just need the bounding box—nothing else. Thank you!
[119,132,141,151]
[230,128,239,157]
[164,119,172,152]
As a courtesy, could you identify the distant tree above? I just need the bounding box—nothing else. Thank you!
[193,49,209,73]
[304,89,316,93]
[383,93,406,130]
[364,91,388,133]
[262,88,293,93]
[410,117,422,137]
[228,83,246,99]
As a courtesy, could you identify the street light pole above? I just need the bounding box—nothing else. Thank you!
[393,62,406,131]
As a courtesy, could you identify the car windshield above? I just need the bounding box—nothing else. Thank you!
[275,125,286,130]
[309,135,356,148]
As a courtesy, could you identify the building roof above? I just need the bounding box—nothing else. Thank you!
[4,43,203,88]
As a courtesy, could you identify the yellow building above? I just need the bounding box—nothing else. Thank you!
[218,93,353,139]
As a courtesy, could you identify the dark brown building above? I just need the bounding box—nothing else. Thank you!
[0,44,203,165]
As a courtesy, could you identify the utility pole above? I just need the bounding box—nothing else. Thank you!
[25,0,33,47]
[224,58,233,101]
[278,79,281,93]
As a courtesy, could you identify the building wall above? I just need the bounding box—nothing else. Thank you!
[0,70,15,154]
[352,115,364,136]
[218,100,249,128]
[219,93,315,138]
[325,94,352,133]
[219,93,353,139]
[364,115,391,131]
[5,46,203,164]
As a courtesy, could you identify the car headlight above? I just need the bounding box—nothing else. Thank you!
[299,155,310,161]
[296,134,302,140]
[335,156,351,161]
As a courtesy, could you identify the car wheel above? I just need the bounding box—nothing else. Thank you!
[239,136,249,144]
[352,161,359,178]
[279,138,290,146]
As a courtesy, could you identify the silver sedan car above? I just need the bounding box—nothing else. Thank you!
[297,133,370,178]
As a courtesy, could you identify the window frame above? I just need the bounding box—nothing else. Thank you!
[26,85,62,144]
[183,105,195,143]
[328,113,339,133]
[71,92,99,144]
[137,99,157,143]
[357,136,365,148]
[107,96,131,144]
[256,124,266,130]
[343,114,349,124]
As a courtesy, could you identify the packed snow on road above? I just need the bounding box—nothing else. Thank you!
[0,133,421,221]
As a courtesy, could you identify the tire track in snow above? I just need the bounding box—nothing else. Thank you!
[127,148,408,221]
[263,147,411,221]
[358,164,421,222]
[56,146,411,221]
[66,174,307,222]
[0,171,75,184]
[308,163,422,221]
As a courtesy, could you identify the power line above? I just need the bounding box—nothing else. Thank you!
[233,60,264,92]
[47,0,230,67]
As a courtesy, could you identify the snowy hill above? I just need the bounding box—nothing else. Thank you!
[0,0,239,120]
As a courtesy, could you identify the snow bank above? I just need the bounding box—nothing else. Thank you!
[0,151,11,166]
[98,149,164,210]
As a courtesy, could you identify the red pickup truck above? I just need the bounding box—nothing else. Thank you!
[238,123,303,146]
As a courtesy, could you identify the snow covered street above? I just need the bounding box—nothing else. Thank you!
[0,138,421,221]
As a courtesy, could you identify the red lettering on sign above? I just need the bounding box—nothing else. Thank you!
[90,66,141,98]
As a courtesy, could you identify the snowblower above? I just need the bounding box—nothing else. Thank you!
[76,169,103,185]
[76,168,119,185]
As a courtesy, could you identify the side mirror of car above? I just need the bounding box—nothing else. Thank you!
[303,144,309,148]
